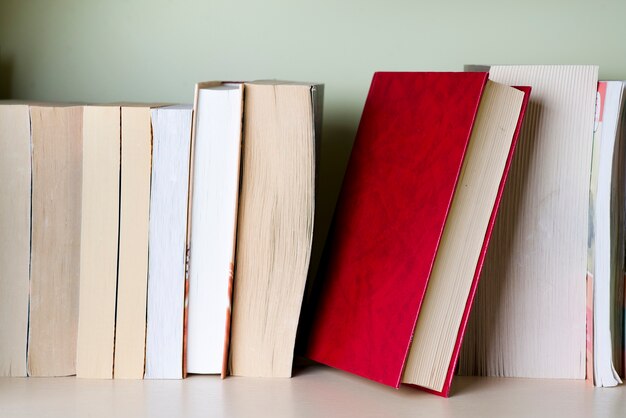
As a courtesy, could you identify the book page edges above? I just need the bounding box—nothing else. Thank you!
[436,86,530,397]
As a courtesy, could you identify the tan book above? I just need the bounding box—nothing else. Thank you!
[0,104,31,377]
[76,106,121,379]
[229,81,323,377]
[28,105,83,377]
[114,105,154,379]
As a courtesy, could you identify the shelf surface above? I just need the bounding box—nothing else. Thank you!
[1,364,625,417]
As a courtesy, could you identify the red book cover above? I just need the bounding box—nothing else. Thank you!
[306,72,529,396]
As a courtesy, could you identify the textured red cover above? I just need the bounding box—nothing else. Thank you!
[306,72,529,396]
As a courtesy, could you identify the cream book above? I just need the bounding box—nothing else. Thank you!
[229,81,323,377]
[186,82,243,376]
[459,65,599,379]
[0,104,30,377]
[114,105,156,379]
[76,106,121,379]
[145,105,192,379]
[400,81,525,391]
[28,105,83,377]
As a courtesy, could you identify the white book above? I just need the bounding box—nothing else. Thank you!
[459,65,598,379]
[589,81,625,387]
[145,105,193,379]
[186,83,243,375]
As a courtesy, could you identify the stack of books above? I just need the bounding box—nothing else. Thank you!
[1,66,625,398]
[0,80,323,380]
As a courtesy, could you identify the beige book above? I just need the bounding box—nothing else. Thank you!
[114,105,153,379]
[459,65,598,379]
[28,105,83,377]
[76,106,121,379]
[400,81,524,391]
[0,104,31,377]
[229,81,323,377]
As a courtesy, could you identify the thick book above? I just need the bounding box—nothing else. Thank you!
[587,81,625,387]
[186,83,243,376]
[76,106,121,379]
[229,81,323,378]
[145,105,193,379]
[28,105,83,377]
[0,104,31,377]
[459,65,599,380]
[306,72,528,396]
[114,105,156,379]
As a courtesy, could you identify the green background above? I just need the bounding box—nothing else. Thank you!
[2,0,626,269]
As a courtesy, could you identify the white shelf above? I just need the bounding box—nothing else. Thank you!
[1,364,624,417]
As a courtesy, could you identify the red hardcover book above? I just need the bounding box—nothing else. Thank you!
[306,72,529,397]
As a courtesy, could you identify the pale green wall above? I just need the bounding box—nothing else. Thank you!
[2,0,626,268]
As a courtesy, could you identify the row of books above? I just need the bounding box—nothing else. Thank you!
[305,66,626,396]
[0,81,323,380]
[1,66,624,398]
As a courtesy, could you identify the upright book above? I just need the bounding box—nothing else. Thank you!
[229,81,323,378]
[0,104,31,377]
[306,72,528,396]
[186,83,243,376]
[114,104,156,379]
[145,105,193,379]
[28,105,83,377]
[459,65,599,380]
[586,81,625,387]
[76,106,121,379]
